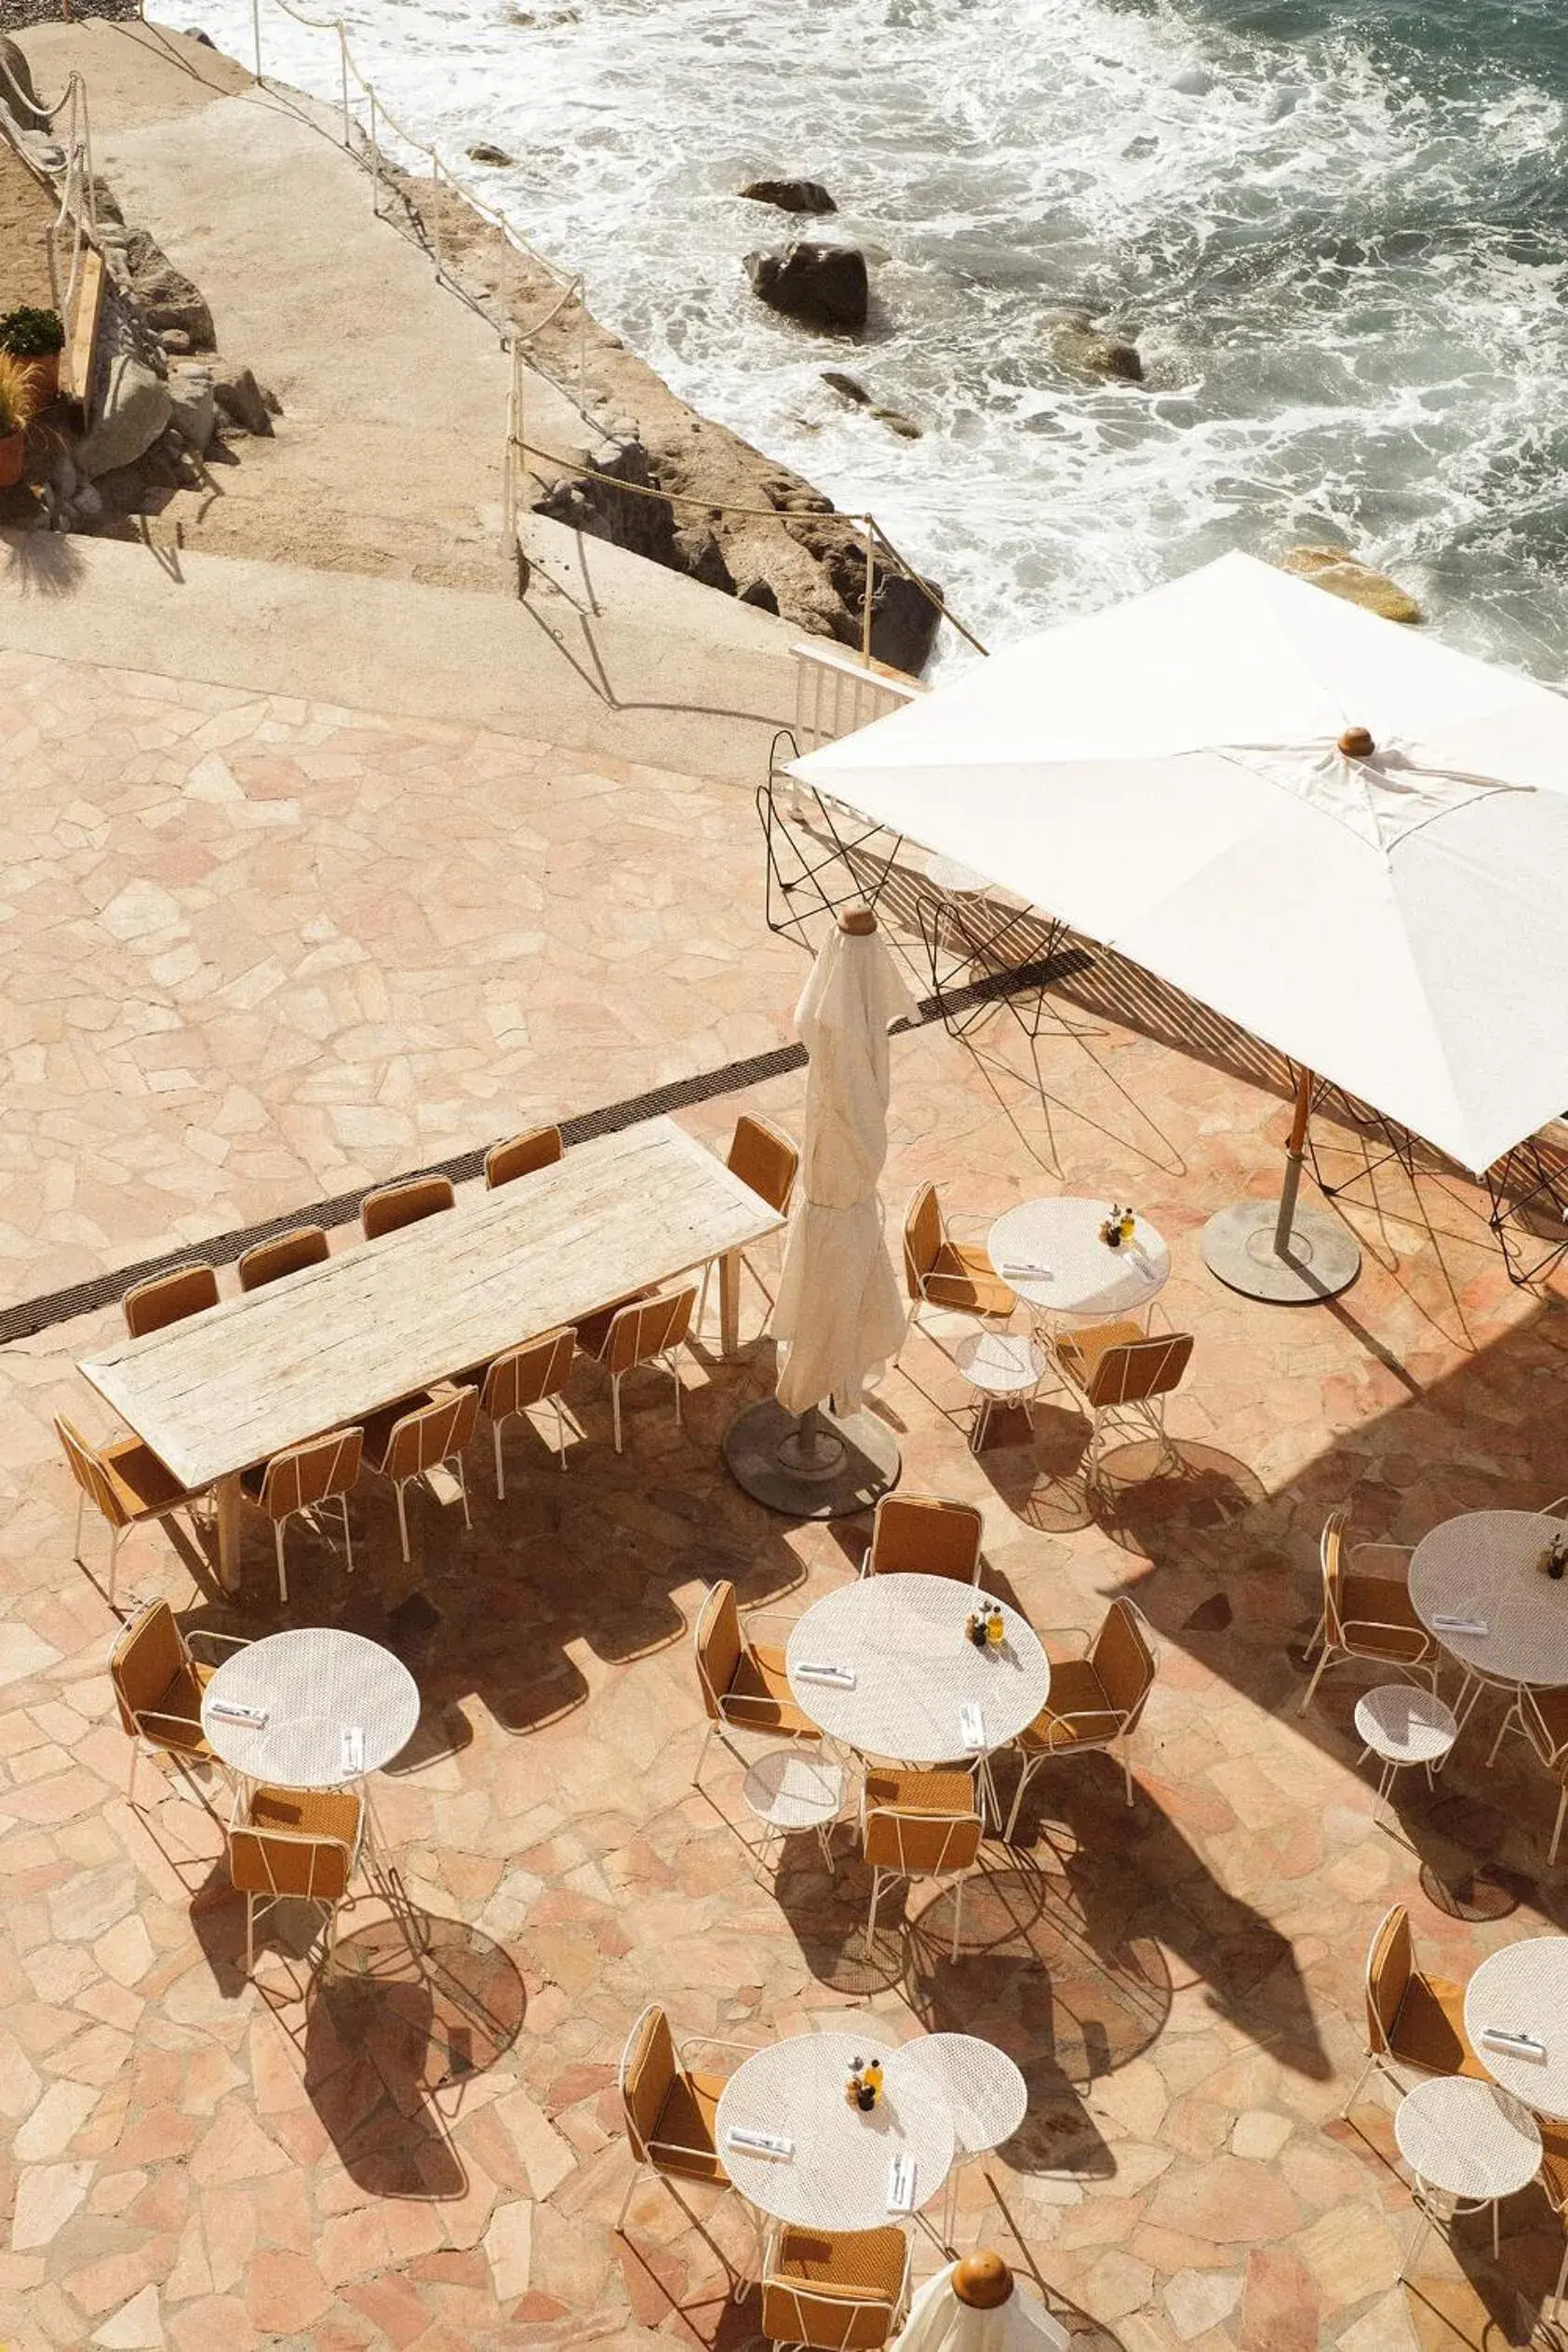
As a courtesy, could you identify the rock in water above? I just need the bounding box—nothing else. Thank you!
[821,370,873,406]
[75,356,173,478]
[1280,546,1424,624]
[745,244,868,332]
[740,178,838,216]
[213,366,276,437]
[874,406,922,440]
[467,141,516,167]
[1047,312,1144,383]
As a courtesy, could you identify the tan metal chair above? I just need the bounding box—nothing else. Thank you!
[363,1386,477,1563]
[1004,1598,1158,1834]
[760,2223,913,2351]
[237,1225,329,1292]
[110,1598,248,1806]
[573,1287,655,1359]
[476,1325,576,1496]
[1051,1316,1194,1487]
[861,1767,984,1961]
[122,1262,220,1337]
[227,1782,366,1979]
[56,1415,199,1608]
[900,1183,1017,1354]
[360,1174,455,1241]
[597,1286,698,1453]
[1539,2125,1568,2327]
[863,1493,983,1584]
[697,1113,799,1335]
[1341,1902,1483,2116]
[485,1125,564,1188]
[1486,1682,1568,1863]
[691,1579,821,1784]
[242,1426,363,1604]
[1299,1506,1438,1715]
[615,2002,756,2233]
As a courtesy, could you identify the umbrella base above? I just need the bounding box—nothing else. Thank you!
[722,1397,901,1520]
[1200,1199,1360,1304]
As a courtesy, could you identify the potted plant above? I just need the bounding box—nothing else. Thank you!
[0,307,65,407]
[0,355,35,491]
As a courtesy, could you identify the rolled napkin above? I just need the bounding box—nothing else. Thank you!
[725,2126,794,2159]
[1000,1260,1052,1282]
[1431,1614,1489,1636]
[795,1662,857,1688]
[959,1701,985,1754]
[207,1699,267,1727]
[886,2154,918,2213]
[341,1724,366,1774]
[1481,2027,1547,2061]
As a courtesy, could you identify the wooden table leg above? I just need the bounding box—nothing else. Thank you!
[213,1472,242,1595]
[718,1250,741,1357]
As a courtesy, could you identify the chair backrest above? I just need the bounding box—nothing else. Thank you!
[56,1416,127,1529]
[123,1263,220,1337]
[1364,1903,1412,2055]
[604,1286,697,1378]
[1081,1328,1194,1410]
[382,1387,478,1483]
[761,2268,898,2352]
[619,2003,678,2163]
[258,1426,363,1518]
[228,1795,358,1902]
[867,1494,983,1582]
[360,1175,456,1241]
[1320,1507,1348,1643]
[864,1786,983,1877]
[486,1127,564,1189]
[480,1326,575,1422]
[692,1580,743,1722]
[1089,1598,1157,1732]
[729,1114,798,1216]
[237,1226,329,1292]
[903,1183,943,1301]
[111,1599,186,1735]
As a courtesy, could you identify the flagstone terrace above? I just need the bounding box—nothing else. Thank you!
[2,638,1568,2351]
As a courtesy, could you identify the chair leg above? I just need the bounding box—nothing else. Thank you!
[1302,1609,1326,1665]
[612,1376,623,1456]
[1122,1738,1134,1807]
[865,1869,883,1956]
[616,2157,648,2235]
[107,1525,122,1609]
[1005,1754,1038,1844]
[275,1518,288,1607]
[127,1738,140,1808]
[394,1480,410,1566]
[1486,1702,1520,1768]
[950,1875,964,1962]
[696,1259,714,1337]
[453,1453,472,1532]
[670,1352,682,1430]
[246,1891,256,1980]
[493,1417,506,1502]
[339,1494,355,1576]
[556,1399,569,1469]
[1550,1784,1568,1868]
[1339,2052,1378,2119]
[691,1718,716,1788]
[1299,1641,1337,1717]
[1553,2221,1568,2313]
[73,1490,87,1564]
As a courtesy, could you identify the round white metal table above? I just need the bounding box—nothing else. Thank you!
[1354,1685,1457,1809]
[987,1198,1170,1324]
[716,2030,955,2232]
[1394,2076,1541,2259]
[743,1748,846,1875]
[954,1329,1047,1454]
[1465,1939,1568,2120]
[900,2033,1028,2249]
[202,1628,420,1788]
[786,1573,1050,1767]
[1408,1512,1568,1692]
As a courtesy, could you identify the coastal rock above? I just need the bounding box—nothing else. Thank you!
[1171,64,1214,94]
[184,26,216,45]
[740,577,780,613]
[1280,545,1424,624]
[874,406,922,440]
[1047,312,1144,383]
[740,178,837,216]
[674,525,736,595]
[75,355,172,479]
[123,228,216,349]
[166,365,216,456]
[534,436,680,569]
[790,517,941,675]
[0,35,47,128]
[213,365,276,436]
[745,242,868,332]
[467,141,516,168]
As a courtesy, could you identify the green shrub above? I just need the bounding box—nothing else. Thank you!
[0,307,65,358]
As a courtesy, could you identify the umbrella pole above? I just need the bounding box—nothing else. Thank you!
[1200,1065,1361,1305]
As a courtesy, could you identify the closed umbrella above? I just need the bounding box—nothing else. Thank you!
[793,551,1568,1302]
[897,2255,1070,2350]
[722,907,913,1517]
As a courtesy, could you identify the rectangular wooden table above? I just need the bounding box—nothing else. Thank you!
[79,1117,785,1592]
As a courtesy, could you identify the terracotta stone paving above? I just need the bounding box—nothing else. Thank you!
[4,639,1568,2349]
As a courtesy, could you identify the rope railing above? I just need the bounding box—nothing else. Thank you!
[0,48,98,327]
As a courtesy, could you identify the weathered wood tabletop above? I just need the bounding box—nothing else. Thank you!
[80,1118,783,1506]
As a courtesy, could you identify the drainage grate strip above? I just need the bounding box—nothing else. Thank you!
[0,948,1082,1349]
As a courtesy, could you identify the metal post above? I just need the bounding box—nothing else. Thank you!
[861,517,876,665]
[368,88,379,212]
[1273,1064,1313,1255]
[431,155,444,285]
[251,0,261,81]
[337,24,351,149]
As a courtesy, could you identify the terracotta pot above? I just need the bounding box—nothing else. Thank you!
[14,352,60,407]
[0,428,24,491]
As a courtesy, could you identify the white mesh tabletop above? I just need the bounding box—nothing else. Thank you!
[1409,1512,1568,1687]
[716,2030,955,2230]
[987,1199,1170,1319]
[1465,1939,1568,2119]
[955,1331,1046,1397]
[786,1574,1050,1764]
[927,855,993,894]
[900,2034,1028,2157]
[202,1629,420,1787]
[1394,2076,1541,2202]
[1354,1685,1457,1767]
[743,1750,845,1833]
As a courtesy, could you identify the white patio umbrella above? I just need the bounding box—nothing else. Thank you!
[794,551,1568,1301]
[897,2256,1070,2350]
[722,906,915,1515]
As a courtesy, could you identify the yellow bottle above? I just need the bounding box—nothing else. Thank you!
[985,1607,1004,1646]
[864,2059,883,2103]
[1120,1210,1136,1243]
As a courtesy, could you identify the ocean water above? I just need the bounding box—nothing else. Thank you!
[192,0,1568,674]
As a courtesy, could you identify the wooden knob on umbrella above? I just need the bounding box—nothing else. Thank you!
[1337,726,1375,759]
[839,905,878,934]
[953,2251,1014,2307]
